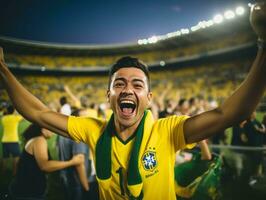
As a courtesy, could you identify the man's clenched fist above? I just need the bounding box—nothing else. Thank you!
[250,2,266,41]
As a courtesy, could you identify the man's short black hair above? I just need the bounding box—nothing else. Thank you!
[108,56,150,90]
[59,96,67,106]
[178,98,187,107]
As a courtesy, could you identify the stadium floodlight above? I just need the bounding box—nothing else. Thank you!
[159,35,168,40]
[143,39,148,45]
[138,40,143,45]
[167,32,175,38]
[213,14,223,23]
[148,36,158,44]
[175,31,182,36]
[167,32,180,38]
[198,21,206,28]
[224,10,235,19]
[160,61,165,66]
[206,20,214,27]
[235,6,245,15]
[138,4,246,45]
[180,28,189,34]
[191,25,200,32]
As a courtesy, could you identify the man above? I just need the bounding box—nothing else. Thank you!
[59,96,71,116]
[0,105,23,175]
[0,3,265,200]
[243,112,266,180]
[58,110,90,200]
[58,108,99,200]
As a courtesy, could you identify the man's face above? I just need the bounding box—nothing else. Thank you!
[107,67,152,128]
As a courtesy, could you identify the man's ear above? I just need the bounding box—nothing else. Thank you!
[107,90,110,103]
[147,92,153,105]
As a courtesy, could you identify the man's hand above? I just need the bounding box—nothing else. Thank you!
[250,1,266,40]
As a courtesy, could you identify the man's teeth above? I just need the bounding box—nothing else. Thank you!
[121,100,134,104]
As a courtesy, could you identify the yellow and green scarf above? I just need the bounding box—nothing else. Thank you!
[96,110,148,199]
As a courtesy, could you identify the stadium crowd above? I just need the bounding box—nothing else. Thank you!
[3,29,254,68]
[0,2,266,199]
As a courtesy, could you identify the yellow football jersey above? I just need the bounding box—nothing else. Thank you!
[68,111,192,200]
[1,114,23,142]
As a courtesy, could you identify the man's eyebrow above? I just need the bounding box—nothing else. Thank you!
[132,78,145,84]
[114,77,126,82]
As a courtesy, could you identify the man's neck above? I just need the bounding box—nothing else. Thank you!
[114,119,142,142]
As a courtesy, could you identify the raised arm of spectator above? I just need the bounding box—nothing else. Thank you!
[64,85,81,108]
[198,140,212,160]
[0,48,69,137]
[184,2,266,143]
[34,137,83,172]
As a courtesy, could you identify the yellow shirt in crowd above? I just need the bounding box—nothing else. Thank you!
[1,114,23,143]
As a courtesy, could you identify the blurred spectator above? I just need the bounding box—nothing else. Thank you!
[0,105,23,175]
[59,96,71,116]
[188,97,199,116]
[58,109,99,200]
[159,99,175,118]
[64,85,81,109]
[232,121,248,147]
[227,121,248,177]
[9,124,82,200]
[243,112,266,179]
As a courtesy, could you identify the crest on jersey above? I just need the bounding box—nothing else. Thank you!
[141,151,158,171]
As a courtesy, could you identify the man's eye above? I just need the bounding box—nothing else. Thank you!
[134,84,143,88]
[115,83,124,87]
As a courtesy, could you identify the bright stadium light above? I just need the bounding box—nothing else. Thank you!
[213,14,223,23]
[205,20,214,27]
[160,61,165,66]
[180,28,189,34]
[148,36,158,44]
[137,4,246,45]
[191,25,200,32]
[175,31,182,36]
[142,39,148,45]
[235,6,245,15]
[198,21,206,28]
[167,32,175,38]
[224,10,235,19]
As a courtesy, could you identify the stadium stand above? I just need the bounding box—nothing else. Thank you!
[1,6,266,200]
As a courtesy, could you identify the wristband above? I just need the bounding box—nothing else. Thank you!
[257,38,265,49]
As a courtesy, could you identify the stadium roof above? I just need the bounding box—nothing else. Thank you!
[0,13,255,56]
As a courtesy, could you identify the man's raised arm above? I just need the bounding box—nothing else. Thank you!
[184,2,266,143]
[0,48,69,137]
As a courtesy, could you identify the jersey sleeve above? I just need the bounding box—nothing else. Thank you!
[68,116,106,146]
[158,115,196,152]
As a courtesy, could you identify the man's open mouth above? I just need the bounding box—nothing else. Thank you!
[119,100,136,115]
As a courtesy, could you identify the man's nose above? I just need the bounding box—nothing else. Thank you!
[121,84,134,95]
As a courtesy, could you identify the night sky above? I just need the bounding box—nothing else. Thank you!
[0,0,254,44]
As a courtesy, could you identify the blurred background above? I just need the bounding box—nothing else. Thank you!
[0,0,266,199]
